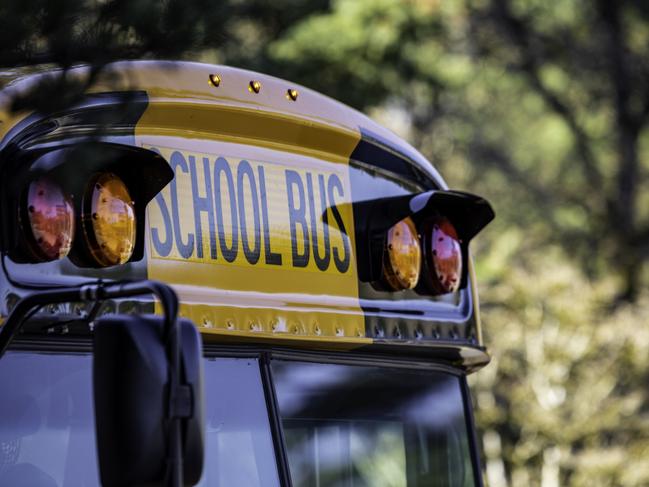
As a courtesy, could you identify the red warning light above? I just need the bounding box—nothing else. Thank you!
[424,217,462,294]
[23,177,75,261]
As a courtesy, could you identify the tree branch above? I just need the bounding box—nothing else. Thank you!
[488,0,606,196]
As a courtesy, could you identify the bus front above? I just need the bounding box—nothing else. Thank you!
[0,61,493,487]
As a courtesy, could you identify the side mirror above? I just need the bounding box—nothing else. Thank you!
[93,315,205,486]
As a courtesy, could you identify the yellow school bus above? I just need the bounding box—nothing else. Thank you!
[0,61,493,486]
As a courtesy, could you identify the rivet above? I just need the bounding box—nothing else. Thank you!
[335,327,343,337]
[208,74,221,87]
[249,80,262,94]
[286,88,298,101]
[226,319,234,330]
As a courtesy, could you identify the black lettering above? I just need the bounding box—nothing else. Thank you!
[213,157,239,262]
[306,173,331,271]
[170,151,194,259]
[237,160,261,265]
[258,166,282,265]
[190,156,217,259]
[151,193,173,257]
[285,169,310,267]
[327,174,351,273]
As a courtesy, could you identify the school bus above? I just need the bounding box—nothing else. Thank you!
[0,61,494,486]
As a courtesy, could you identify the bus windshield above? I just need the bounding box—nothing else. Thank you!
[271,361,476,487]
[0,351,477,487]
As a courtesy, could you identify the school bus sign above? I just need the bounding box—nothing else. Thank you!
[144,143,364,338]
[148,146,353,274]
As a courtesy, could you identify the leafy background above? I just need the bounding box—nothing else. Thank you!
[2,0,648,484]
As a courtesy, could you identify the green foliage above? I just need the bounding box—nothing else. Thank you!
[262,0,649,301]
[240,0,649,484]
[473,239,649,485]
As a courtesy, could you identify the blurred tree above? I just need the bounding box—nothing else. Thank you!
[260,0,649,304]
[0,0,330,122]
[0,0,233,113]
[471,0,649,303]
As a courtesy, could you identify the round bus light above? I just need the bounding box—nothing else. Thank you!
[424,217,462,294]
[382,217,421,291]
[83,173,136,267]
[22,177,75,261]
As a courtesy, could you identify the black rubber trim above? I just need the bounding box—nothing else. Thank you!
[260,352,293,487]
[461,375,485,487]
[8,337,481,372]
[349,134,435,188]
[7,335,93,353]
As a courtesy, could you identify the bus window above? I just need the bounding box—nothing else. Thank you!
[198,358,279,487]
[0,352,99,486]
[0,353,279,487]
[271,361,475,487]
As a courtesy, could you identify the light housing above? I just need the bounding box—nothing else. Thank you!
[353,189,494,295]
[20,177,75,262]
[82,173,136,267]
[382,217,421,291]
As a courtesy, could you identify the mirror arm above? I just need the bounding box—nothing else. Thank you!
[0,286,86,358]
[0,279,186,487]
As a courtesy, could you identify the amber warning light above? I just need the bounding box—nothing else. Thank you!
[383,217,421,291]
[82,173,136,267]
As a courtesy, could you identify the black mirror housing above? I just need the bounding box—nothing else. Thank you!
[93,315,204,486]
